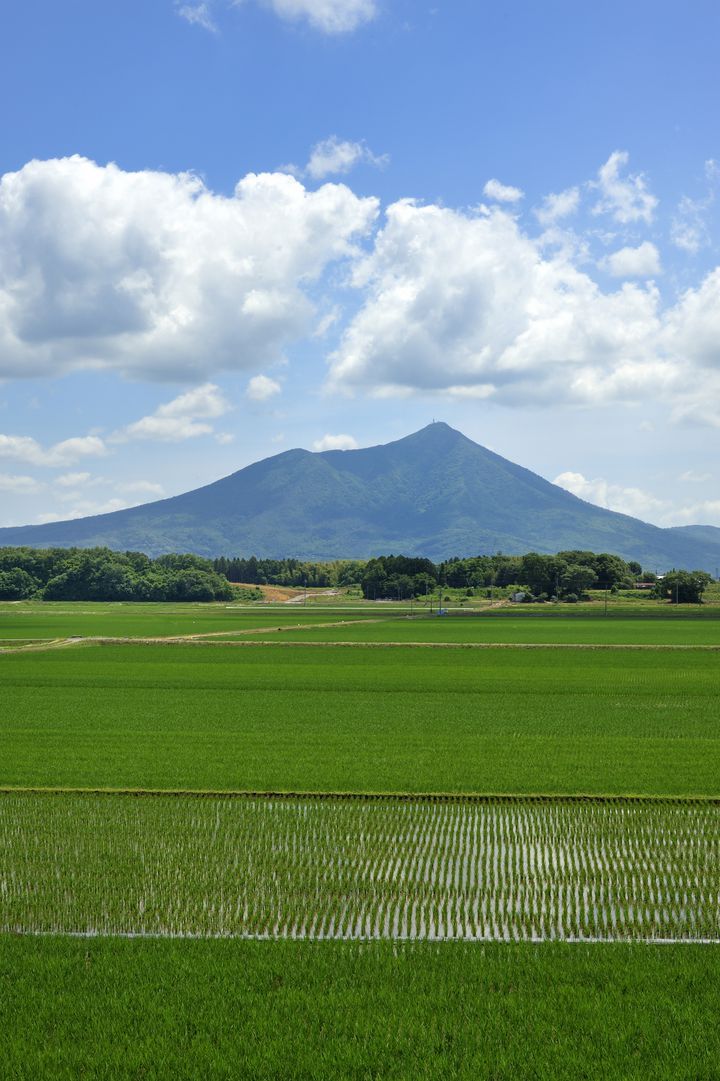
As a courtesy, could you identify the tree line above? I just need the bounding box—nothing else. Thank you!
[0,546,712,604]
[0,548,234,602]
[214,551,713,604]
[212,556,365,589]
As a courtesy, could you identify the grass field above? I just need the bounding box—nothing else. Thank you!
[2,598,719,645]
[1,937,719,1080]
[267,612,720,645]
[0,600,384,641]
[2,603,719,1078]
[1,642,719,794]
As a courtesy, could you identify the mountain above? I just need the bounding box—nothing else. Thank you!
[667,524,720,547]
[1,422,719,571]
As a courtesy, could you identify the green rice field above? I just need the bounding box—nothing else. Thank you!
[2,603,719,1078]
[267,612,720,645]
[0,600,381,641]
[3,937,718,1081]
[3,600,720,645]
[1,642,719,794]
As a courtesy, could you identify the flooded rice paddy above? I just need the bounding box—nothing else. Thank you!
[1,792,718,942]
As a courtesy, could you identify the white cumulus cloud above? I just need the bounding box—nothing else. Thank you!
[535,187,580,225]
[187,0,377,34]
[553,471,665,521]
[36,498,129,524]
[115,480,165,496]
[304,136,388,180]
[313,433,358,451]
[327,180,720,423]
[662,500,720,527]
[554,471,720,528]
[671,159,719,254]
[252,0,376,33]
[55,472,95,488]
[246,374,282,400]
[663,269,720,379]
[601,241,661,278]
[112,383,231,442]
[592,150,658,224]
[328,199,668,404]
[176,2,217,31]
[483,178,524,204]
[679,470,712,483]
[0,156,377,382]
[0,473,44,494]
[0,433,107,468]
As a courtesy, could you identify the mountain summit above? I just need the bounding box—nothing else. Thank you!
[1,422,718,570]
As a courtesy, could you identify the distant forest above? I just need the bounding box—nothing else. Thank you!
[0,547,711,603]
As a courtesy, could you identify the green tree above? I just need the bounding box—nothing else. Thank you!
[0,568,40,599]
[520,553,568,597]
[561,564,597,597]
[654,570,711,604]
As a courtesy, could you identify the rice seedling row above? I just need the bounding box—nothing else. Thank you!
[2,792,718,942]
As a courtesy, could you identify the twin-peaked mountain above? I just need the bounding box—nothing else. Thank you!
[1,423,719,571]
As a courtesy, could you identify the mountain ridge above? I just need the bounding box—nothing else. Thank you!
[1,422,719,571]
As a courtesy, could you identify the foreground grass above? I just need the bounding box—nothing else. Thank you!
[1,937,718,1080]
[2,644,719,795]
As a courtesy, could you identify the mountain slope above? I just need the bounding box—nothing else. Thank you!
[1,423,719,570]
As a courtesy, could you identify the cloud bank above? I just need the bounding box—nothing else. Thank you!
[327,178,720,422]
[2,151,720,428]
[0,156,377,382]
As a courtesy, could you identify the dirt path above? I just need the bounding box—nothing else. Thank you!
[0,636,88,655]
[0,618,393,654]
[8,637,720,653]
[145,617,391,641]
[4,629,720,654]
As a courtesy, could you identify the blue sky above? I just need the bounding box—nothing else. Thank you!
[0,0,718,532]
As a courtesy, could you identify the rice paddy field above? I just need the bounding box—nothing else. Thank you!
[265,611,720,645]
[3,791,719,942]
[0,599,383,641]
[1,601,719,1078]
[2,642,719,793]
